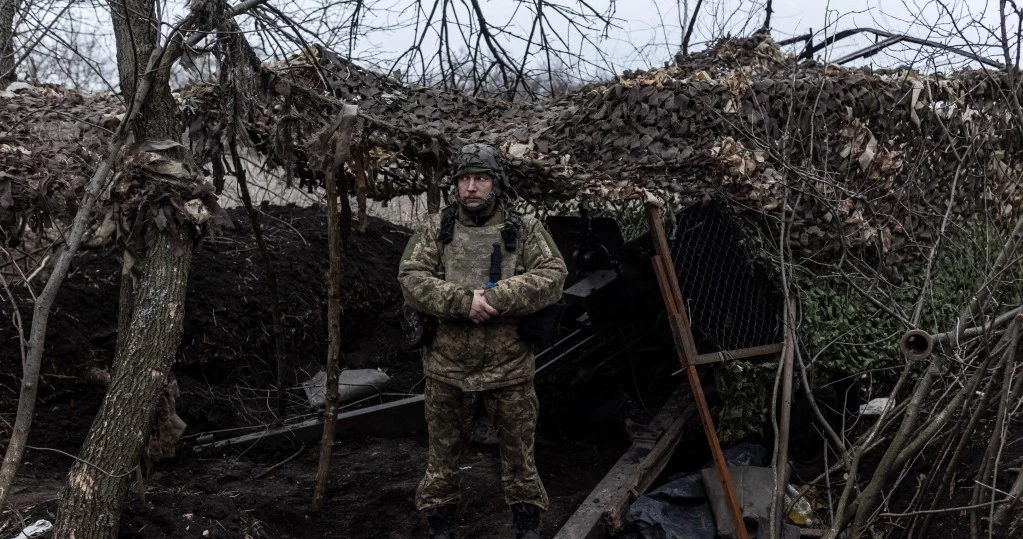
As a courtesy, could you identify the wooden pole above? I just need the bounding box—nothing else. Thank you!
[312,103,360,512]
[646,205,749,539]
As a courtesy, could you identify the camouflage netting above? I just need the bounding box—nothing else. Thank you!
[0,84,123,244]
[5,34,1023,271]
[181,34,1023,271]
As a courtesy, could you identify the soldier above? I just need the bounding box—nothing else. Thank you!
[399,142,568,539]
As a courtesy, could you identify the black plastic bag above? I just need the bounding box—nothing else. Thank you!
[517,297,567,349]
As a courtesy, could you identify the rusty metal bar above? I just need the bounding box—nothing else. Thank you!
[647,205,749,539]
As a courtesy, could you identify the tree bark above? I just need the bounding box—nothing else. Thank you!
[0,0,18,87]
[108,0,180,142]
[52,0,198,536]
[53,235,193,538]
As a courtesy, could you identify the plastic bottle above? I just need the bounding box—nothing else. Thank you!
[785,484,814,526]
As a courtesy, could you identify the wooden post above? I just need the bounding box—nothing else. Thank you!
[427,164,442,214]
[646,205,750,539]
[312,103,360,512]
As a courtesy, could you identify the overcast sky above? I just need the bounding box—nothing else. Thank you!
[316,0,1004,83]
[22,0,1005,91]
[343,0,1000,74]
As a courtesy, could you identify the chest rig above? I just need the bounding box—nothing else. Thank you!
[436,204,523,288]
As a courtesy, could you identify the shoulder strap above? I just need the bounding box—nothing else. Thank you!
[501,211,523,252]
[435,204,458,278]
[438,204,457,245]
[439,204,520,251]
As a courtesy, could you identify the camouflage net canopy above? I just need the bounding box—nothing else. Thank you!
[0,83,122,245]
[183,34,1023,270]
[4,34,1023,270]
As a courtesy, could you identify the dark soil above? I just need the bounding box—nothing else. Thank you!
[0,205,638,538]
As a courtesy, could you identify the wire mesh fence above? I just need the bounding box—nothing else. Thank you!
[663,203,783,356]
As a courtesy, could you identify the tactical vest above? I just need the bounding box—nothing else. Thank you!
[442,222,519,290]
[438,205,523,287]
[425,205,534,391]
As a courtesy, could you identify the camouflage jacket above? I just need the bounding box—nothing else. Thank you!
[399,203,567,391]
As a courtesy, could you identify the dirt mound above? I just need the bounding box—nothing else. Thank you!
[2,203,411,377]
[179,204,410,374]
[1,204,417,462]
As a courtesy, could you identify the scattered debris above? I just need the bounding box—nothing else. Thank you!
[8,520,52,539]
[784,485,813,526]
[623,445,802,539]
[859,398,893,417]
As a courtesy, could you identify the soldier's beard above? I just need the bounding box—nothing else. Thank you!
[459,191,497,215]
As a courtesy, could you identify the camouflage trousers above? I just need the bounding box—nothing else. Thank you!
[415,378,549,511]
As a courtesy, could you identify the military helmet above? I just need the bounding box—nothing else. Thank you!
[451,142,508,189]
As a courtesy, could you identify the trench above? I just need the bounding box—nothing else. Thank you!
[0,202,839,539]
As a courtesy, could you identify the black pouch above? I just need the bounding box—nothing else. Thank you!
[517,297,567,350]
[400,303,437,349]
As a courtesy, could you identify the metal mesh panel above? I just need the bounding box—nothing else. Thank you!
[665,203,783,355]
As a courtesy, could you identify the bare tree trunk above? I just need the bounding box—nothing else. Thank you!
[0,0,18,87]
[52,0,199,536]
[0,0,269,520]
[772,298,795,539]
[681,0,703,57]
[53,235,193,538]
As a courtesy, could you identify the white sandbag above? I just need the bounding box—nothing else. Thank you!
[302,369,390,408]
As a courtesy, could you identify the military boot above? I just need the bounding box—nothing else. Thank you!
[510,503,541,539]
[424,504,457,539]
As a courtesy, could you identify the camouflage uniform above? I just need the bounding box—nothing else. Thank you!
[399,202,567,511]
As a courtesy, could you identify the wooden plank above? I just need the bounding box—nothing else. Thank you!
[692,342,785,365]
[554,384,695,539]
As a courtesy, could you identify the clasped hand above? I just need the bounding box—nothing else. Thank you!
[469,289,498,324]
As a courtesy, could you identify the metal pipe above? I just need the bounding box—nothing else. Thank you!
[900,329,935,361]
[693,342,785,366]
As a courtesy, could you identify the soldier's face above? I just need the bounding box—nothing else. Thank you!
[457,173,495,207]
